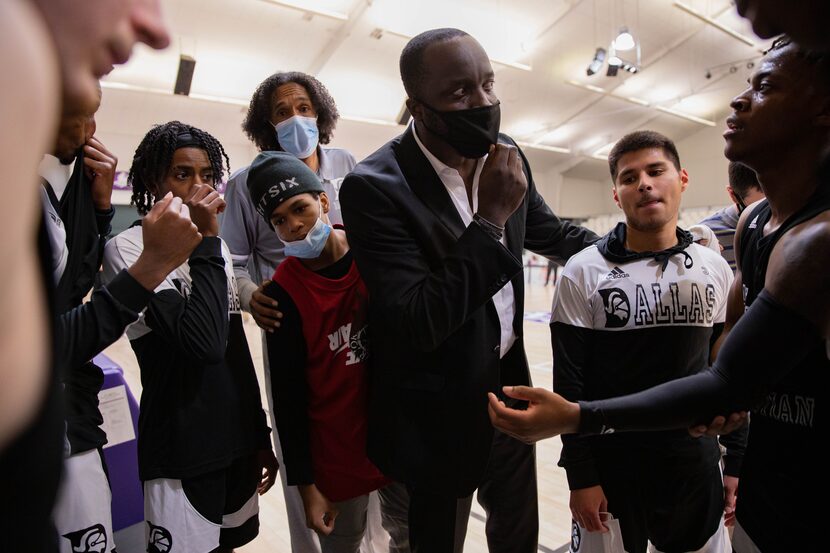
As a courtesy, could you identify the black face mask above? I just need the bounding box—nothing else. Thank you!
[419,101,501,158]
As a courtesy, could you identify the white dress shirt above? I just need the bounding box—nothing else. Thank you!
[412,124,517,358]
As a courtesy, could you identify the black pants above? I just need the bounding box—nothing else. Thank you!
[594,443,723,553]
[406,429,538,553]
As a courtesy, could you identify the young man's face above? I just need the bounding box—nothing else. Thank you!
[153,147,214,200]
[613,148,688,233]
[269,192,329,243]
[32,0,170,117]
[269,82,318,127]
[724,43,830,170]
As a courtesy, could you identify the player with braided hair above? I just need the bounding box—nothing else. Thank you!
[128,120,230,215]
[103,122,278,553]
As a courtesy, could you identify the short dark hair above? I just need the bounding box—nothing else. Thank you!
[242,72,339,152]
[608,130,681,181]
[727,161,761,199]
[129,121,230,215]
[400,28,469,98]
[766,35,830,90]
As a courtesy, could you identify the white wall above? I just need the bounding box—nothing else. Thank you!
[673,116,731,209]
[95,89,731,215]
[94,87,406,206]
[530,168,562,214]
[538,117,733,219]
[557,177,618,219]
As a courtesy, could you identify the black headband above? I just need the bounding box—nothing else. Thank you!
[174,131,202,150]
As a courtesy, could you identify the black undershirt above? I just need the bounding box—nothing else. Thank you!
[128,237,270,481]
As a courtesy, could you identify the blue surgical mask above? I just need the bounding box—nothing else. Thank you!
[282,216,332,259]
[274,115,319,159]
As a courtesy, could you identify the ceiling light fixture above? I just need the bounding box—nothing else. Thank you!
[620,62,638,74]
[603,38,640,77]
[173,56,196,97]
[613,27,635,51]
[606,45,621,77]
[586,47,606,76]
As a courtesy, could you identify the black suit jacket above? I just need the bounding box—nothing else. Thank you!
[340,127,598,496]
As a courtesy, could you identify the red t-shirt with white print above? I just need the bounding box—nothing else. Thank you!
[273,255,388,501]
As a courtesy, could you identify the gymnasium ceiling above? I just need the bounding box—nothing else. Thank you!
[101,0,770,179]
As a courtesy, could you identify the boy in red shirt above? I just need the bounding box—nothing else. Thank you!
[247,151,396,553]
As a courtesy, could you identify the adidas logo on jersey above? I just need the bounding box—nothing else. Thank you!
[605,266,630,280]
[749,215,760,229]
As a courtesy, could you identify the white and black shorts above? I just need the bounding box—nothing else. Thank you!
[143,454,260,553]
[53,448,115,553]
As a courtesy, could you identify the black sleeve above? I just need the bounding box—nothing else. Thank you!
[144,237,229,364]
[264,282,313,486]
[719,422,747,476]
[551,321,600,490]
[95,207,114,240]
[709,321,747,476]
[57,270,153,369]
[94,207,114,267]
[340,173,523,352]
[579,290,818,435]
[709,322,724,354]
[508,140,599,263]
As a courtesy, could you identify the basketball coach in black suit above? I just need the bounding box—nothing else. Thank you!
[340,28,599,553]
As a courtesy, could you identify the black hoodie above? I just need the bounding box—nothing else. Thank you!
[550,223,745,490]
